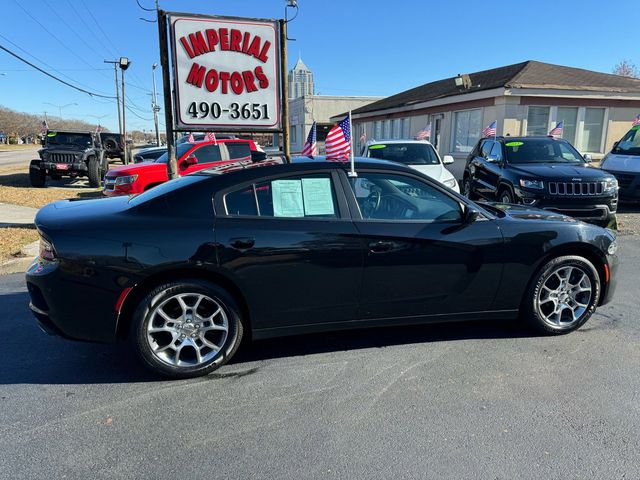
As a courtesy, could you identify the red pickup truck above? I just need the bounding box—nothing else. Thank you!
[103,138,258,196]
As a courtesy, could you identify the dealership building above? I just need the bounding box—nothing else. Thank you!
[347,61,640,160]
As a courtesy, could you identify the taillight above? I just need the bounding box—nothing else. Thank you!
[39,237,56,261]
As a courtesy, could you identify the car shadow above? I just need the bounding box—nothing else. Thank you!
[1,290,535,385]
[0,170,95,190]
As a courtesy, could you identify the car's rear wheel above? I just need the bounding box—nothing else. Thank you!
[523,255,600,335]
[87,157,101,187]
[132,280,244,378]
[29,160,46,187]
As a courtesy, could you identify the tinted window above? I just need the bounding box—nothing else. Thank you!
[350,173,462,222]
[45,132,93,148]
[504,139,583,164]
[367,143,439,165]
[480,140,494,158]
[225,174,338,219]
[489,142,503,161]
[226,143,251,160]
[155,144,192,163]
[193,145,222,164]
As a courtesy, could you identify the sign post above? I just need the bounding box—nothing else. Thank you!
[157,9,178,179]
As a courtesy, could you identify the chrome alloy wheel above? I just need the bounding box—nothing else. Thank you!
[146,293,229,367]
[536,265,592,328]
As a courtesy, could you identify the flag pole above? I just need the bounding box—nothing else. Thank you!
[348,110,357,177]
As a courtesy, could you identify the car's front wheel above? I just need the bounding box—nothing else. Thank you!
[522,255,601,335]
[29,160,46,187]
[132,280,244,378]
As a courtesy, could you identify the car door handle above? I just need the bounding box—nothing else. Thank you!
[230,237,255,250]
[368,241,393,253]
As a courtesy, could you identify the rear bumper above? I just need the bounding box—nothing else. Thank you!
[25,258,120,343]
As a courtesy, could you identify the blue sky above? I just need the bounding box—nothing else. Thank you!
[0,0,637,132]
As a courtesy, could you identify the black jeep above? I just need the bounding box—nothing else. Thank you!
[30,131,107,188]
[99,132,130,163]
[462,136,619,227]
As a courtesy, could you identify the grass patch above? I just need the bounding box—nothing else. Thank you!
[0,166,102,208]
[0,227,39,261]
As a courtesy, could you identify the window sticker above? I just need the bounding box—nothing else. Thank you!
[272,180,304,217]
[368,144,386,150]
[302,178,334,215]
[47,132,57,137]
[505,141,523,147]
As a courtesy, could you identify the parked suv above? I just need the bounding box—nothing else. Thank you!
[600,125,640,201]
[30,130,107,187]
[98,132,129,163]
[103,138,259,196]
[462,136,618,226]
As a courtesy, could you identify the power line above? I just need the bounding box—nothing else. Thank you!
[65,0,118,60]
[0,43,117,99]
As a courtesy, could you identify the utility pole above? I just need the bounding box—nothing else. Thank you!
[119,57,130,164]
[151,63,161,146]
[104,60,122,136]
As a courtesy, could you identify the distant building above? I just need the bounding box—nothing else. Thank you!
[288,57,314,100]
[289,95,383,154]
[346,60,640,159]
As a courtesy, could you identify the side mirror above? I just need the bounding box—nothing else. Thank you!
[463,206,481,224]
[486,155,499,163]
[583,154,593,163]
[251,150,268,162]
[442,155,455,165]
[612,141,619,150]
[184,154,198,166]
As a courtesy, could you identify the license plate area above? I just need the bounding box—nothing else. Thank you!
[55,163,70,170]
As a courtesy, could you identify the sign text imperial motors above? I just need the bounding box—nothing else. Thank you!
[170,14,281,131]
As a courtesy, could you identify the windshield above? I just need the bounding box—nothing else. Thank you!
[367,143,440,165]
[155,144,192,163]
[504,139,584,164]
[612,126,640,156]
[46,132,93,148]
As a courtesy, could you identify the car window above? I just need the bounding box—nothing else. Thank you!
[490,142,503,161]
[480,140,494,158]
[155,144,192,163]
[226,143,251,160]
[350,173,462,222]
[193,145,222,164]
[613,126,640,155]
[367,143,439,165]
[224,174,338,219]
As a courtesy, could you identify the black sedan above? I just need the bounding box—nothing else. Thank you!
[26,157,618,378]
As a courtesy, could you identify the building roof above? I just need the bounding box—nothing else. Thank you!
[291,57,310,72]
[352,60,640,115]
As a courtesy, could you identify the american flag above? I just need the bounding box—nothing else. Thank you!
[187,133,195,143]
[40,120,48,135]
[415,122,431,140]
[325,114,351,160]
[482,120,497,138]
[549,121,564,136]
[301,122,317,156]
[206,131,217,144]
[632,114,640,126]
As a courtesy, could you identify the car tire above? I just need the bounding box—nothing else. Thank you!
[29,160,46,187]
[462,176,478,200]
[132,280,244,378]
[87,157,101,187]
[499,187,514,204]
[522,255,600,335]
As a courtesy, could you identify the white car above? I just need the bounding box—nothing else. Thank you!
[600,125,640,201]
[362,140,459,192]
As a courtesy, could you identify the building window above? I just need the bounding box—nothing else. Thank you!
[556,107,578,144]
[580,108,605,152]
[374,121,382,140]
[392,119,401,139]
[526,106,550,136]
[383,120,391,138]
[401,118,410,138]
[452,109,482,153]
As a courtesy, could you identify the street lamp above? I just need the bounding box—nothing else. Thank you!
[151,63,161,146]
[119,57,130,164]
[43,102,78,118]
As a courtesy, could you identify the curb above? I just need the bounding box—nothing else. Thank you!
[0,240,38,276]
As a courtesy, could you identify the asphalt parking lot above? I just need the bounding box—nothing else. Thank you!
[0,237,638,479]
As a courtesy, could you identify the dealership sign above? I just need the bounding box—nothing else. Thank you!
[169,14,281,131]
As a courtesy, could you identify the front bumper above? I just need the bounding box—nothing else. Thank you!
[514,187,617,223]
[41,161,87,175]
[600,250,618,306]
[603,170,640,201]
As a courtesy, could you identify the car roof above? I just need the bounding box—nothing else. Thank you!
[490,136,569,143]
[366,139,433,146]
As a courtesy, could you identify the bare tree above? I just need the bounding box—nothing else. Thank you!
[613,60,640,78]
